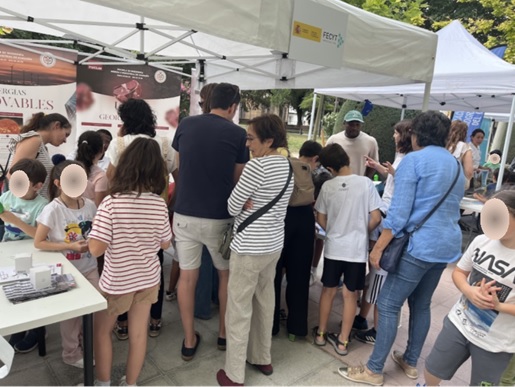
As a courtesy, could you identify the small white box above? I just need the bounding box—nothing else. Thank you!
[14,253,32,273]
[29,266,51,290]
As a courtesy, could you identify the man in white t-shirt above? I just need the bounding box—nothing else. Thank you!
[326,110,379,179]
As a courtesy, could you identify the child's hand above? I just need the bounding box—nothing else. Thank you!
[466,278,498,310]
[69,240,89,253]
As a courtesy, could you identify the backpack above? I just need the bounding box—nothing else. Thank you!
[288,157,315,207]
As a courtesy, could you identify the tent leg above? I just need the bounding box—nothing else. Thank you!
[307,93,317,140]
[400,95,407,120]
[496,95,515,191]
[140,17,145,53]
[421,82,431,112]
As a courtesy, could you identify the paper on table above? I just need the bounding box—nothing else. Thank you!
[0,335,14,379]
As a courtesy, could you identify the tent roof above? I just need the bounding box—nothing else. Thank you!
[0,0,437,89]
[316,20,515,112]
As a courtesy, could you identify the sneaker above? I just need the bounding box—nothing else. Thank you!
[113,322,129,341]
[216,369,243,386]
[9,332,27,347]
[391,350,418,379]
[65,358,84,369]
[355,328,376,345]
[119,375,137,386]
[217,337,226,351]
[327,332,348,356]
[14,329,40,353]
[352,315,369,331]
[338,364,384,386]
[165,290,177,301]
[149,319,162,338]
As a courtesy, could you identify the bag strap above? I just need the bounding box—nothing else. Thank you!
[236,161,293,233]
[412,158,461,233]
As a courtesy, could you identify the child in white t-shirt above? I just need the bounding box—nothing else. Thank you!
[88,138,172,387]
[425,190,515,386]
[313,143,382,356]
[34,160,98,369]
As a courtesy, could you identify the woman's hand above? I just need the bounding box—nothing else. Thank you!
[69,240,89,253]
[365,156,387,175]
[383,161,395,176]
[243,199,254,210]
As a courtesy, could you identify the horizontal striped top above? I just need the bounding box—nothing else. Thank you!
[228,155,293,255]
[89,192,172,294]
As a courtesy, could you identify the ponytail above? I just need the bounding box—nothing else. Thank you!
[21,112,71,134]
[75,131,103,177]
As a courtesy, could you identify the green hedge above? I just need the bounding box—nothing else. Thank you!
[332,100,420,164]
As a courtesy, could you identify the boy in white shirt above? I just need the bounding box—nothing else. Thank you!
[313,143,382,356]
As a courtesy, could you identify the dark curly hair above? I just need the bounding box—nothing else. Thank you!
[118,99,156,137]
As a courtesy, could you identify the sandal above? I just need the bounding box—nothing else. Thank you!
[149,319,162,338]
[312,326,326,346]
[327,332,348,356]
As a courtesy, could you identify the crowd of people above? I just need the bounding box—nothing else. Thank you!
[2,81,515,387]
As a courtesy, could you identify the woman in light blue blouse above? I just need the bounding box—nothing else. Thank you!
[339,111,465,386]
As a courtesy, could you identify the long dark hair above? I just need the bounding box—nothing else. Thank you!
[394,120,413,155]
[21,112,71,134]
[76,131,103,177]
[109,137,166,197]
[118,99,156,137]
[48,160,85,201]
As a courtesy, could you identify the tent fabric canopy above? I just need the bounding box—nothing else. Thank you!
[316,20,515,113]
[0,0,437,89]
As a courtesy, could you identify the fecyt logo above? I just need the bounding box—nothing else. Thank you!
[40,52,56,68]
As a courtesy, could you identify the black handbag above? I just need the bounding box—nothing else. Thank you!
[219,162,293,260]
[380,159,461,273]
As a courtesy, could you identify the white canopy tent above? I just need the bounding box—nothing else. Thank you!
[316,20,515,190]
[0,0,437,92]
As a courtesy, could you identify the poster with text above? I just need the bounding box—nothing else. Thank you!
[0,44,77,163]
[76,58,181,143]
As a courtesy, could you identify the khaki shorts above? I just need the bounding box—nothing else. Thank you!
[103,284,159,316]
[173,212,232,271]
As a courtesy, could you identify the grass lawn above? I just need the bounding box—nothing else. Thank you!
[287,133,309,156]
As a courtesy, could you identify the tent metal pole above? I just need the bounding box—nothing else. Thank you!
[308,93,317,140]
[496,95,515,191]
[400,96,407,120]
[140,17,145,54]
[421,82,431,111]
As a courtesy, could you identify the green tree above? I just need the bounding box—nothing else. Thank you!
[361,0,427,25]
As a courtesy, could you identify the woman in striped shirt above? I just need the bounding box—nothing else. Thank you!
[217,114,293,386]
[89,138,172,387]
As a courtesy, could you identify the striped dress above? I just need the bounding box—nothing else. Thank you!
[88,192,172,294]
[228,155,293,255]
[8,131,53,199]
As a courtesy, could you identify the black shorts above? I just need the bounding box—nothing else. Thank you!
[321,258,366,291]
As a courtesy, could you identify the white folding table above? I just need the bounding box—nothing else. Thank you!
[0,239,106,386]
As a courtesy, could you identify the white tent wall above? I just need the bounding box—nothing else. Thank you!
[0,0,437,90]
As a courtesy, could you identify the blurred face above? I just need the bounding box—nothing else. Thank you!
[49,122,71,146]
[471,132,485,147]
[246,126,272,158]
[344,121,362,139]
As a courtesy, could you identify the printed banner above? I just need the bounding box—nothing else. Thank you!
[76,58,181,142]
[0,44,77,163]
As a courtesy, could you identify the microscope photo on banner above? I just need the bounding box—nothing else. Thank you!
[76,57,181,141]
[0,44,77,161]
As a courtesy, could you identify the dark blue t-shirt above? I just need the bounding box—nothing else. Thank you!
[172,114,249,219]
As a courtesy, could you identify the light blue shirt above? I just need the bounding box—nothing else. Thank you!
[0,191,48,241]
[383,146,465,263]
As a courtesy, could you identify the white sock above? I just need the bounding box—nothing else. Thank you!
[95,380,111,386]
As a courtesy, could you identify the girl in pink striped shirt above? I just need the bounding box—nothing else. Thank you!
[89,138,172,387]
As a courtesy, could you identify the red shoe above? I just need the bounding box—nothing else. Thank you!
[216,369,243,386]
[249,363,273,376]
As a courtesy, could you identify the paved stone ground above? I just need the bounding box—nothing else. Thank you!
[1,242,475,386]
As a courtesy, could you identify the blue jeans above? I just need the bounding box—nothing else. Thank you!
[194,247,219,319]
[367,250,447,374]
